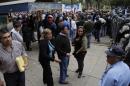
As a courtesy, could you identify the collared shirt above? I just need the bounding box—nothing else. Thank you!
[100,61,130,86]
[0,40,27,73]
[11,28,23,43]
[48,41,55,58]
[59,32,67,37]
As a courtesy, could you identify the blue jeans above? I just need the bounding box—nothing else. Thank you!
[86,33,92,48]
[70,29,76,41]
[59,55,69,82]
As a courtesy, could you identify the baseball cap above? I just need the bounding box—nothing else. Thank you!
[48,15,53,18]
[105,45,125,57]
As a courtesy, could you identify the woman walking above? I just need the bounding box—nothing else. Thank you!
[39,28,60,86]
[73,26,87,78]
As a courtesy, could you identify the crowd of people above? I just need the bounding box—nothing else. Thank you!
[0,8,130,86]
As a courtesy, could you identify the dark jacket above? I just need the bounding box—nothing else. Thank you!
[83,20,94,34]
[44,22,57,37]
[55,34,71,58]
[39,39,55,64]
[94,20,102,31]
[76,20,84,27]
[22,26,33,42]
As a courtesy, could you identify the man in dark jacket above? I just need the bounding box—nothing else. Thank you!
[44,15,57,37]
[94,17,102,42]
[55,24,71,84]
[83,16,94,48]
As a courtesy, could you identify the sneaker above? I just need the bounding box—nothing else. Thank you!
[78,73,82,78]
[75,69,79,73]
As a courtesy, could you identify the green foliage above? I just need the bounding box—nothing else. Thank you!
[61,0,79,4]
[110,0,130,6]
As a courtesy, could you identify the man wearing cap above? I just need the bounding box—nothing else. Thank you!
[44,15,57,37]
[0,27,28,86]
[100,45,130,86]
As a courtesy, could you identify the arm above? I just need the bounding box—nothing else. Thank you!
[0,58,4,72]
[0,79,4,86]
[19,42,28,67]
[100,76,117,86]
[16,33,23,43]
[12,32,23,43]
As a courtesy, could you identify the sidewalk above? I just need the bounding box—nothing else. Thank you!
[25,36,110,86]
[0,36,110,86]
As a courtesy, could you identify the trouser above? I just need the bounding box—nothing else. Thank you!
[41,63,54,86]
[4,71,25,86]
[59,56,69,82]
[86,33,92,48]
[124,47,130,67]
[122,38,129,50]
[70,29,76,41]
[93,29,100,42]
[25,41,31,50]
[75,51,86,74]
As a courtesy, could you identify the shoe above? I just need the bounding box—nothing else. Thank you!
[44,82,47,85]
[43,81,47,84]
[87,46,90,48]
[26,48,32,51]
[59,81,69,84]
[66,75,69,77]
[75,69,79,73]
[78,73,82,78]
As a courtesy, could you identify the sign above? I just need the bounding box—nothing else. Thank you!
[62,3,82,12]
[29,2,62,12]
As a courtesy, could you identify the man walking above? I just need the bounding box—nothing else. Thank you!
[55,24,71,84]
[0,27,28,86]
[83,16,94,48]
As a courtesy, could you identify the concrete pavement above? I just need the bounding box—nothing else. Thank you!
[0,36,110,86]
[25,37,110,86]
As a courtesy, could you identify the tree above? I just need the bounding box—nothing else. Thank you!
[110,0,130,7]
[95,0,103,10]
[85,0,92,9]
[36,0,54,2]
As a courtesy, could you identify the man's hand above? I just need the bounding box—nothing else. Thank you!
[0,80,4,86]
[54,59,61,63]
[66,53,70,57]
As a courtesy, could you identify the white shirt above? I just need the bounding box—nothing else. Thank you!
[71,20,77,30]
[11,28,23,43]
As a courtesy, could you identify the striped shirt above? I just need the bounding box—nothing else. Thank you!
[0,40,27,73]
